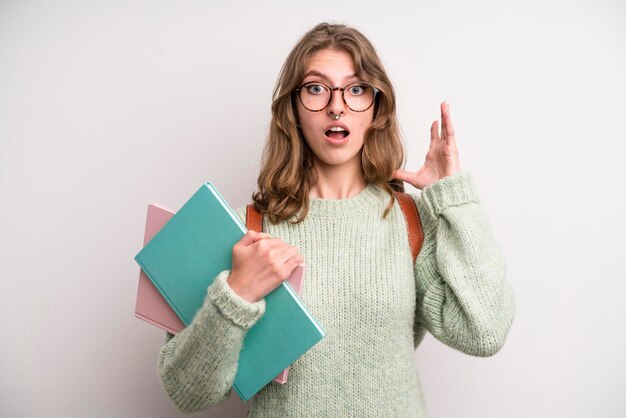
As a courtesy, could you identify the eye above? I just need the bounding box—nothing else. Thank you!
[348,84,366,96]
[305,83,326,95]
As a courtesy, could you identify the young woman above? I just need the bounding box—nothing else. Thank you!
[157,22,515,417]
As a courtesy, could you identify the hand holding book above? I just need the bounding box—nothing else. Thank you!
[135,183,325,401]
[228,230,304,304]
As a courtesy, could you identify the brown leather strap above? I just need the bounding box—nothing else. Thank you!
[393,191,424,264]
[246,204,263,232]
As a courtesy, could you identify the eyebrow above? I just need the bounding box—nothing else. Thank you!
[302,70,360,84]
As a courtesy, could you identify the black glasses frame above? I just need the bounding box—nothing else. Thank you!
[293,81,380,112]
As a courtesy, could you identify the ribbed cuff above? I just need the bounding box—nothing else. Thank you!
[207,270,266,330]
[420,171,480,219]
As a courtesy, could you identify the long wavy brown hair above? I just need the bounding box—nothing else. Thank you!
[252,22,407,225]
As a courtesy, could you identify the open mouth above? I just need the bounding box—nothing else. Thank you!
[325,129,350,140]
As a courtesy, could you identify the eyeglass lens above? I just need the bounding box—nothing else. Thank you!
[299,83,375,112]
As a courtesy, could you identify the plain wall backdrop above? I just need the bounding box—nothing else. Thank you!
[1,0,625,417]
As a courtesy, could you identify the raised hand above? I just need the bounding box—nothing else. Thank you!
[393,101,461,189]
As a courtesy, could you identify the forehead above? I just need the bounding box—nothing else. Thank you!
[303,48,358,84]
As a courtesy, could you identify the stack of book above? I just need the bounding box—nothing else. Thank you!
[133,183,325,401]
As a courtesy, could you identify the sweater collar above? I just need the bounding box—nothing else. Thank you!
[304,183,385,218]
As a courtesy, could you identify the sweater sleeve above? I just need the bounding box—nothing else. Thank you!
[157,206,266,412]
[411,171,515,357]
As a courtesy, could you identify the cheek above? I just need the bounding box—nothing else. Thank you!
[299,115,325,139]
[297,104,315,128]
[355,112,374,136]
[295,108,312,140]
[297,117,322,148]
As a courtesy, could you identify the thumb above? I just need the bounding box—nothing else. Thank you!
[392,169,413,183]
[240,229,271,246]
[250,231,271,242]
[239,230,261,246]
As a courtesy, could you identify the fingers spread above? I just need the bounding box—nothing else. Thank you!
[441,102,456,145]
[430,120,440,142]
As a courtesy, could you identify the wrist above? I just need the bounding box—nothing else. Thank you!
[208,270,266,329]
[226,273,258,303]
[421,170,479,217]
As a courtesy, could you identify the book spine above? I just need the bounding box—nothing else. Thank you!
[278,281,325,337]
[205,183,247,233]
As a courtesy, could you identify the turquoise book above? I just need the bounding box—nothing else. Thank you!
[134,183,326,401]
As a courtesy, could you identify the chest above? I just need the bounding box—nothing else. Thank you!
[266,211,416,329]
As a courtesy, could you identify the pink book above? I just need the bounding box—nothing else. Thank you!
[135,203,184,334]
[135,203,305,384]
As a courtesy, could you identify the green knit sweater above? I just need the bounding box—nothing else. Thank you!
[157,171,515,417]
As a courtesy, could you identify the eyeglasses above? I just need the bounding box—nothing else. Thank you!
[294,81,379,112]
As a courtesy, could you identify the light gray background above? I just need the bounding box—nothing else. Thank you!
[1,1,625,417]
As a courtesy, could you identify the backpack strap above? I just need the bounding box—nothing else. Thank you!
[246,204,263,232]
[392,191,424,264]
[246,193,423,264]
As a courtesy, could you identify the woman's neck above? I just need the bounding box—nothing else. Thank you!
[309,158,367,200]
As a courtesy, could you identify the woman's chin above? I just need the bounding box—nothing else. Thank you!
[313,150,362,169]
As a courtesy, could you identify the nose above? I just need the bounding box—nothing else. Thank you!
[327,88,346,116]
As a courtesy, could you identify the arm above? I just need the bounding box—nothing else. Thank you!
[158,270,265,412]
[412,171,515,357]
[157,207,266,412]
[157,203,302,411]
